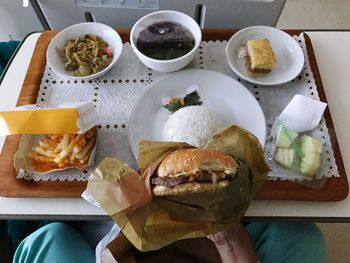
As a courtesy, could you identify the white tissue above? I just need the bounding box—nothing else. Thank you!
[279,95,327,133]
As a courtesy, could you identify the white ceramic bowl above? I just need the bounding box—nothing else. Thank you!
[46,22,123,80]
[226,26,305,86]
[130,10,202,73]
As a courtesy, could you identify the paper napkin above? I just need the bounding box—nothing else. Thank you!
[279,95,327,133]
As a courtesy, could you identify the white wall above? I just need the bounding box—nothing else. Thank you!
[38,0,285,29]
[0,0,286,42]
[0,0,43,41]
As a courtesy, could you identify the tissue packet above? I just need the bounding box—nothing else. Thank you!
[265,120,326,183]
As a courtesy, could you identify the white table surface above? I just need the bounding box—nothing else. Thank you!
[0,31,349,220]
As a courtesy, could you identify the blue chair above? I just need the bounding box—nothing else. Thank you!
[0,41,20,76]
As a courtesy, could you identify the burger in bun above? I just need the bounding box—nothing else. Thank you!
[151,148,238,196]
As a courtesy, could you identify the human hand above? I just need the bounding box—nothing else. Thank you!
[207,223,243,246]
[207,223,258,263]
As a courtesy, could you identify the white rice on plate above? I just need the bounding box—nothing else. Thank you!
[163,106,223,148]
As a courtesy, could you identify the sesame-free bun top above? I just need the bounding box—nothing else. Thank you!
[157,148,238,178]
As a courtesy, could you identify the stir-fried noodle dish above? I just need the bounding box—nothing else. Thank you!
[56,34,113,76]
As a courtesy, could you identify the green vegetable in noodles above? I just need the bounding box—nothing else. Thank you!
[56,34,112,76]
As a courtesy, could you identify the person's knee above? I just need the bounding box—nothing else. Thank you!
[247,222,326,263]
[41,222,72,233]
[270,222,324,245]
[274,223,325,262]
[14,222,95,263]
[269,222,321,236]
[31,223,71,243]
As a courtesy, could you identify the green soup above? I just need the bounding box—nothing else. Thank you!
[136,21,195,60]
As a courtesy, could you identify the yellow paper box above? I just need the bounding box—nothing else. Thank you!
[0,102,98,135]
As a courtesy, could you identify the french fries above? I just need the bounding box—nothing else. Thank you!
[28,127,97,172]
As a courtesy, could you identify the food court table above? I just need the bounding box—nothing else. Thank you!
[0,30,349,221]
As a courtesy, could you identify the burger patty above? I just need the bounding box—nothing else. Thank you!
[151,171,231,187]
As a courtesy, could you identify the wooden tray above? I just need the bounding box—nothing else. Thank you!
[0,29,348,201]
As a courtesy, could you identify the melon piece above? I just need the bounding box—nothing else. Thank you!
[275,148,295,168]
[300,153,321,177]
[300,135,323,155]
[277,127,298,148]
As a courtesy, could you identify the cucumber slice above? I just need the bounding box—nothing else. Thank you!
[300,153,321,177]
[275,148,295,168]
[300,135,323,154]
[277,127,299,148]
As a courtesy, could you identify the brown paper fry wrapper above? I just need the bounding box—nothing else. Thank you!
[87,125,270,252]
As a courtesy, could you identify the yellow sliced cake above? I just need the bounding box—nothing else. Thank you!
[245,38,276,76]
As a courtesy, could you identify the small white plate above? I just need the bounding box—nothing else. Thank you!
[47,22,123,80]
[128,69,266,157]
[226,26,304,86]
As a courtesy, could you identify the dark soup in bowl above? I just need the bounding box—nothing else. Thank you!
[136,21,195,60]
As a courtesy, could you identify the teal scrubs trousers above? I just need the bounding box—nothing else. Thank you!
[13,222,325,263]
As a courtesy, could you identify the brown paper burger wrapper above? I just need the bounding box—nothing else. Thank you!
[87,125,270,252]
